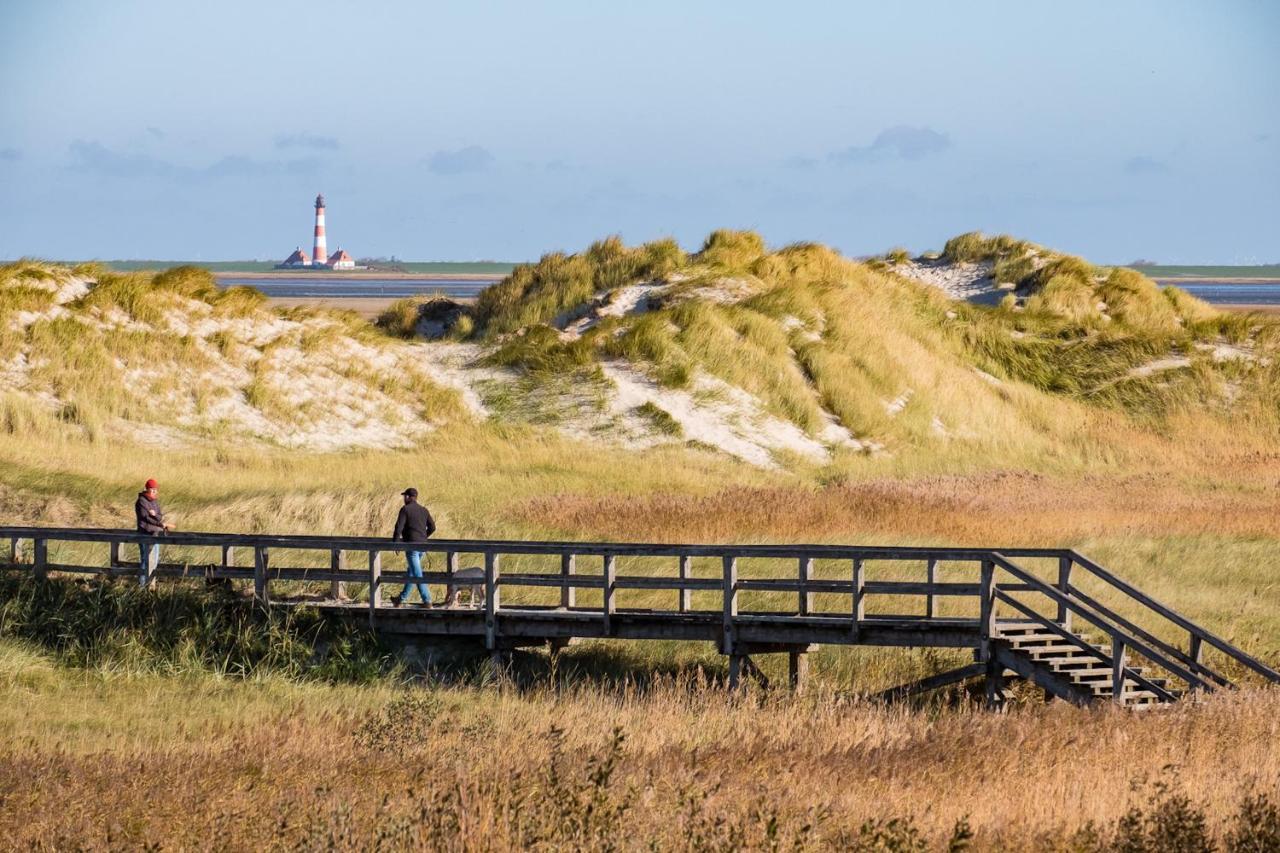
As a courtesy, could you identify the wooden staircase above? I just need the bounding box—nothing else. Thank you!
[994,623,1181,708]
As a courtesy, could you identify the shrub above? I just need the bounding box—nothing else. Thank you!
[1097,267,1180,334]
[634,401,682,436]
[474,237,688,336]
[696,229,767,269]
[376,297,428,339]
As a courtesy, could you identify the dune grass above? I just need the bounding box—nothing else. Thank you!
[3,244,1280,846]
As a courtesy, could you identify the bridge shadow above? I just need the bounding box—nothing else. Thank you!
[392,637,732,695]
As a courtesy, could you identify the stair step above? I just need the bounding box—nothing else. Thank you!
[1022,644,1107,657]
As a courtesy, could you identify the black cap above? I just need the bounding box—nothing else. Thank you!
[401,487,418,498]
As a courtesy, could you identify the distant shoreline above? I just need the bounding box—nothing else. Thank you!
[1153,277,1280,285]
[215,271,501,281]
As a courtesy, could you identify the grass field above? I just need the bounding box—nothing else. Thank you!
[1129,265,1280,279]
[2,240,1280,848]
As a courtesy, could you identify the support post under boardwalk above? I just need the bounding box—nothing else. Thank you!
[788,650,809,692]
[727,654,743,690]
[9,537,22,565]
[560,553,575,609]
[484,553,501,650]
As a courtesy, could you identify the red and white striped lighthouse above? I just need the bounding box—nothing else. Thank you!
[312,194,327,268]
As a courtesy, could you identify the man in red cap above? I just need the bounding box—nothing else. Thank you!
[135,478,173,585]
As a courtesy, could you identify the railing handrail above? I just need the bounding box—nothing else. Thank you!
[1067,550,1280,684]
[989,553,1211,693]
[0,525,1068,561]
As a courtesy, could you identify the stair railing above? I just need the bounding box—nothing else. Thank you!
[987,553,1203,699]
[1061,551,1280,688]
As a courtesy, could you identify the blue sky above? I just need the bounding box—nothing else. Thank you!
[1,0,1276,263]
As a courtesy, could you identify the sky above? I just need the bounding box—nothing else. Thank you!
[0,0,1276,263]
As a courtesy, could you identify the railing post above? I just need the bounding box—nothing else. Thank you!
[925,558,938,619]
[484,552,500,650]
[1056,556,1073,629]
[253,546,269,606]
[560,553,576,609]
[446,550,458,604]
[109,541,120,569]
[1188,633,1204,691]
[851,558,864,642]
[602,554,616,634]
[1111,636,1127,705]
[330,550,347,600]
[978,559,995,660]
[9,537,22,566]
[799,557,813,616]
[33,538,48,581]
[979,558,1003,707]
[221,545,235,581]
[678,554,692,613]
[367,550,381,624]
[722,555,737,656]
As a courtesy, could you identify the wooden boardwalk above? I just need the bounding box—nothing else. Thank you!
[3,526,1278,706]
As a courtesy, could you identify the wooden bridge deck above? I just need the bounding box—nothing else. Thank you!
[3,526,1277,704]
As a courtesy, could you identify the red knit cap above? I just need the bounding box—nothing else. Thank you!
[145,479,158,490]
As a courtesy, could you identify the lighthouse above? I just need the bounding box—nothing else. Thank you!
[312,194,328,268]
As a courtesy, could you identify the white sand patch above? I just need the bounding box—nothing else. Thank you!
[1194,342,1264,364]
[670,276,759,307]
[600,362,834,469]
[1128,356,1192,378]
[0,353,30,389]
[884,389,913,416]
[409,341,511,417]
[561,282,669,339]
[895,259,998,302]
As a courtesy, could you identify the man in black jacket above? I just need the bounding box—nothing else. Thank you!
[390,487,436,607]
[134,478,172,586]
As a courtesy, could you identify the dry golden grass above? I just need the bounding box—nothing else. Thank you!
[1,645,1277,850]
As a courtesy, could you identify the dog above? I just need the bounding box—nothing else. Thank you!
[443,566,486,608]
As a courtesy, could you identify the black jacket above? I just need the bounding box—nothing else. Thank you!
[393,501,436,543]
[135,492,166,535]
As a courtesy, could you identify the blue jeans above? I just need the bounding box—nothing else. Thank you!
[399,550,431,603]
[138,542,159,586]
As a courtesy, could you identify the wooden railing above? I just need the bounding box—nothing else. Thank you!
[2,526,1276,698]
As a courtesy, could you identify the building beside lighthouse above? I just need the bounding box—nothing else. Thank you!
[279,247,311,268]
[276,194,358,269]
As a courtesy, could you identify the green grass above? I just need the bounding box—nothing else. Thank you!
[634,401,682,436]
[1128,265,1280,279]
[474,236,686,336]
